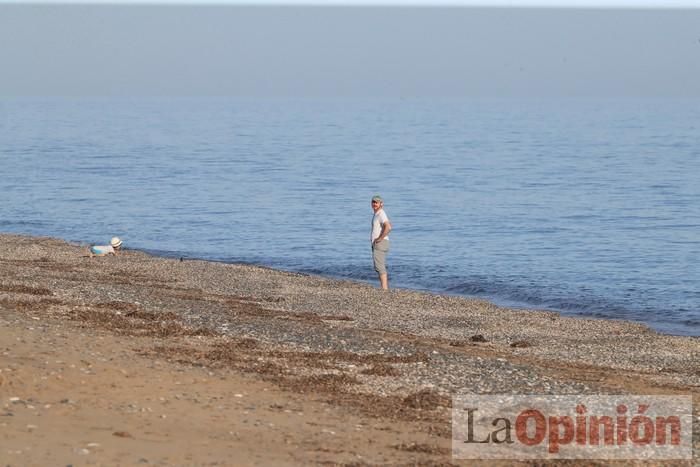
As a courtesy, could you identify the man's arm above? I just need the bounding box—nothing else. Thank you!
[373,220,392,245]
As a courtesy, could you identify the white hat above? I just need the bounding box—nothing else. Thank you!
[110,237,123,248]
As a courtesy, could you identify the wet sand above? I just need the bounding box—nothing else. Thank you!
[0,233,697,465]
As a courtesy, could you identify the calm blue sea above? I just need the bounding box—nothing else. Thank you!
[1,97,698,336]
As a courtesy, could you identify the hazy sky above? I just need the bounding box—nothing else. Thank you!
[1,1,699,6]
[1,2,699,97]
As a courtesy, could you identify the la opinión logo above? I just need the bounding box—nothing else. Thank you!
[452,395,693,460]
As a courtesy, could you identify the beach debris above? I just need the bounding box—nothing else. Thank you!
[112,431,133,438]
[469,334,487,343]
[402,388,449,410]
[510,340,532,348]
[393,442,450,455]
[360,364,398,377]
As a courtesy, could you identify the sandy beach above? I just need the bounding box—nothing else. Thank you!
[0,233,697,466]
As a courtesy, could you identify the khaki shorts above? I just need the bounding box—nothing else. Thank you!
[372,239,390,275]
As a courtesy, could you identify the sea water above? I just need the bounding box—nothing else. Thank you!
[1,97,698,336]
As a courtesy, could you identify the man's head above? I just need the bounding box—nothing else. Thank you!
[371,195,383,212]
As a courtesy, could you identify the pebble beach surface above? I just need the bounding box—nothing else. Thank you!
[0,233,697,465]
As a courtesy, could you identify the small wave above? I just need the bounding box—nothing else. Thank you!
[298,264,376,282]
[680,317,700,328]
[0,220,48,228]
[445,283,488,295]
[436,277,700,335]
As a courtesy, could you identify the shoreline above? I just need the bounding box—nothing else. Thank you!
[0,232,698,465]
[7,230,695,338]
[130,242,697,339]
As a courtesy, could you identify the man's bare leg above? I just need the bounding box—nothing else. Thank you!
[379,273,389,290]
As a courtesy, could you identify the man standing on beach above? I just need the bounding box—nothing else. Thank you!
[370,195,392,290]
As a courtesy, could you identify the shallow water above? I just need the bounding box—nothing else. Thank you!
[1,97,698,335]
